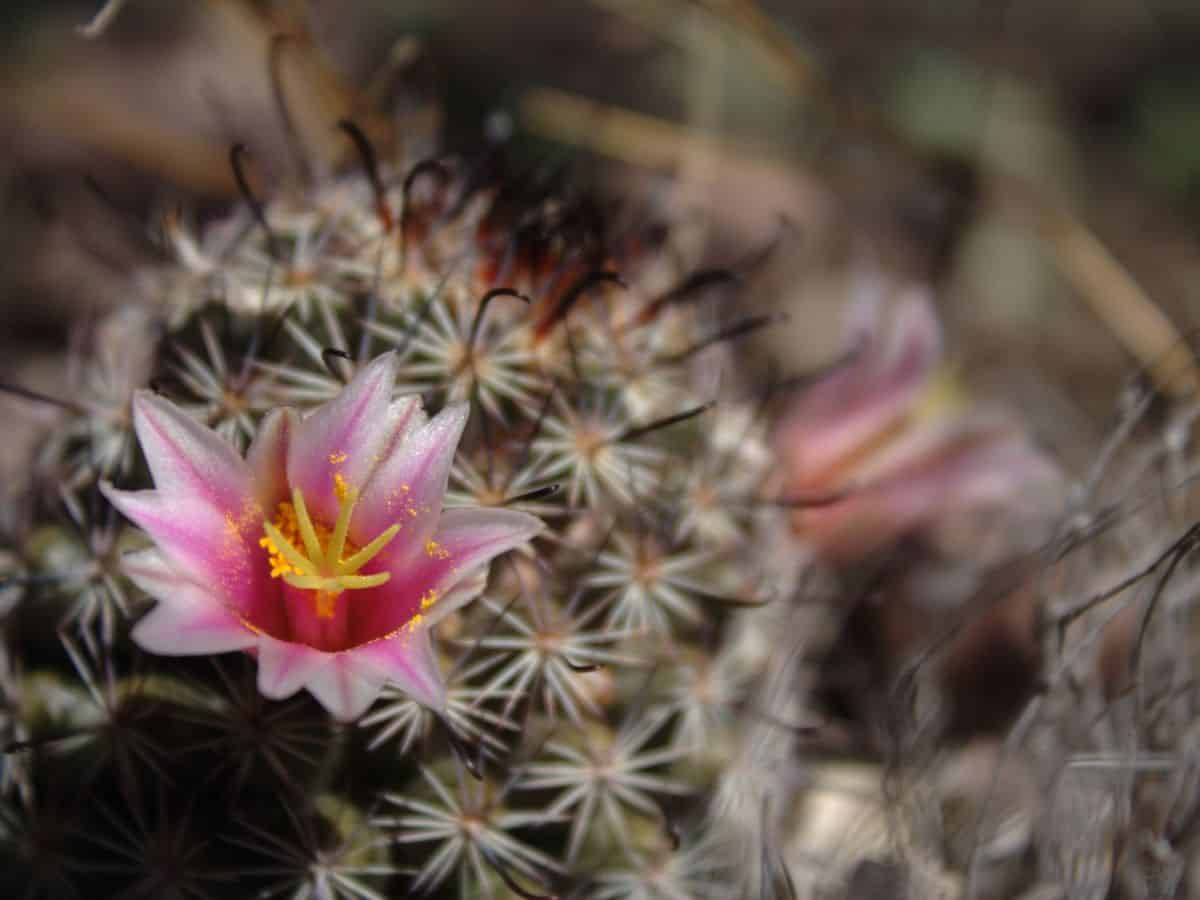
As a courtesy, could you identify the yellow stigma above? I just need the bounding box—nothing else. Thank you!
[259,482,400,619]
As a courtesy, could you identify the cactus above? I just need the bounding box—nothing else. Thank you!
[0,86,809,897]
[16,13,1195,900]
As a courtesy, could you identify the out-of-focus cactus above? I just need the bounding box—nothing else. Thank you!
[0,56,808,898]
[774,271,1070,898]
[773,266,1200,900]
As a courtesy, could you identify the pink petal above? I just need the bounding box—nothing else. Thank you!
[102,485,287,637]
[125,547,259,654]
[256,637,331,700]
[120,547,194,601]
[374,395,427,468]
[304,653,388,721]
[103,488,243,582]
[247,407,298,509]
[132,595,258,655]
[350,629,446,710]
[347,507,541,645]
[353,403,469,550]
[424,569,487,630]
[794,420,1058,563]
[777,288,941,487]
[926,427,1065,560]
[130,390,251,513]
[423,507,544,590]
[286,352,399,526]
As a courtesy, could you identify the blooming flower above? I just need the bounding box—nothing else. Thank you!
[775,282,1062,565]
[101,353,543,720]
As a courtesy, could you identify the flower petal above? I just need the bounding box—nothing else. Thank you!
[793,419,1061,563]
[247,406,298,509]
[132,594,258,655]
[375,395,427,467]
[286,352,399,526]
[347,507,541,645]
[125,547,259,654]
[304,653,388,721]
[354,403,469,549]
[130,390,251,513]
[120,547,195,601]
[423,569,487,630]
[925,426,1065,561]
[102,484,287,636]
[256,636,331,700]
[103,488,243,583]
[776,287,940,486]
[423,507,544,591]
[350,629,446,711]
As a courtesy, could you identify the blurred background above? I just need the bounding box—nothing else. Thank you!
[3,0,1200,471]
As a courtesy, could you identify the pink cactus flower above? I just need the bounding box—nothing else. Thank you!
[101,353,542,720]
[776,284,1062,565]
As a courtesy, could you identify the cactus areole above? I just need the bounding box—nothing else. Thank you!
[102,352,543,720]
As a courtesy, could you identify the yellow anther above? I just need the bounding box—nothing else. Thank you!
[262,520,317,576]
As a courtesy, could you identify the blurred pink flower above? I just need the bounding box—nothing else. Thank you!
[102,353,542,720]
[776,284,1062,565]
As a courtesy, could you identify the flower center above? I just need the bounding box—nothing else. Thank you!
[259,477,400,620]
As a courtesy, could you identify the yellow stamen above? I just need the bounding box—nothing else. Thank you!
[338,573,391,589]
[340,523,401,572]
[291,488,325,565]
[260,480,401,620]
[327,485,358,569]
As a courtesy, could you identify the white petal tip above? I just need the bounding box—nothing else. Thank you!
[306,658,387,721]
[131,604,257,656]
